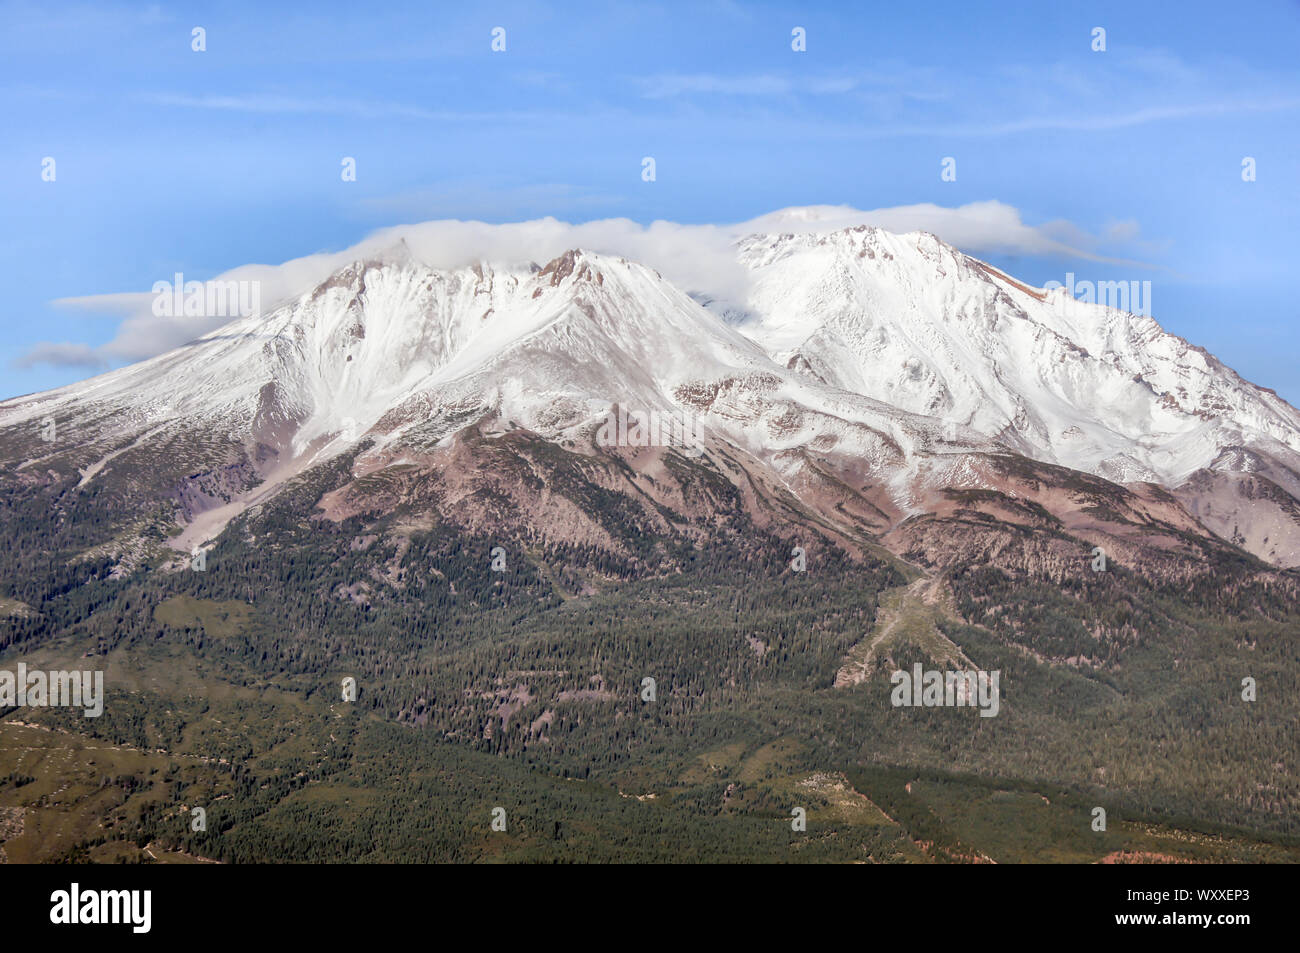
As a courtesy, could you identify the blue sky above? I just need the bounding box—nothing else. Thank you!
[3,0,1299,400]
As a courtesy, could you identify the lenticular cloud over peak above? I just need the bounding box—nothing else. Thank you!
[48,201,1135,366]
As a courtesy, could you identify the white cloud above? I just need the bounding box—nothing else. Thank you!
[638,73,794,98]
[11,342,107,371]
[634,67,948,102]
[136,92,542,123]
[38,201,1148,366]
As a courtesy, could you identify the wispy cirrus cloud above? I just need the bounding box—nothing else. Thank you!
[638,73,794,98]
[136,92,546,123]
[634,68,948,101]
[630,47,1300,139]
[10,342,107,371]
[360,181,624,219]
[917,97,1300,138]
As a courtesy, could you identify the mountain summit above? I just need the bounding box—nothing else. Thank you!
[4,220,1300,568]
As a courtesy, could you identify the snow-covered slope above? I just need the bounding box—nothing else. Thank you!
[5,219,1300,565]
[0,242,986,528]
[723,226,1300,490]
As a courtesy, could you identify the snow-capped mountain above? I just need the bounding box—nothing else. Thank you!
[725,226,1300,489]
[4,217,1300,568]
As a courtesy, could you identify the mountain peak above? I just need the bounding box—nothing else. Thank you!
[536,248,624,288]
[7,217,1300,568]
[361,236,420,268]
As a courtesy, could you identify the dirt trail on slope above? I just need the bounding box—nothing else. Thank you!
[834,575,974,688]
